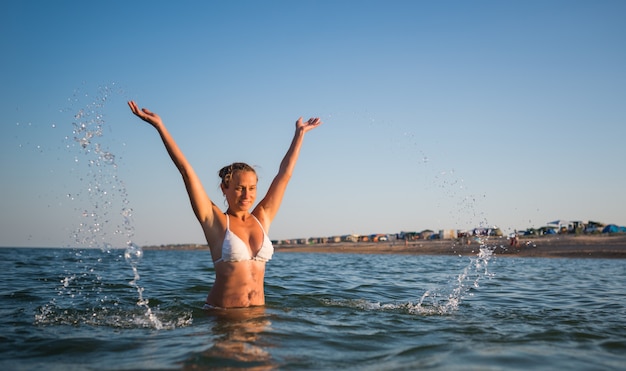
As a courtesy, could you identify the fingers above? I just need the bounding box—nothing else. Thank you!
[127,101,152,122]
[307,117,322,126]
[127,100,138,114]
[128,101,146,119]
[296,116,322,130]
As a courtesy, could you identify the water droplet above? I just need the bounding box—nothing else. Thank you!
[124,242,143,264]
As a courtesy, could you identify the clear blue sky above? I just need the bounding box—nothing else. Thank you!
[2,0,625,248]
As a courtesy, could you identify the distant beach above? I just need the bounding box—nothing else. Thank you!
[144,234,626,258]
[275,234,626,259]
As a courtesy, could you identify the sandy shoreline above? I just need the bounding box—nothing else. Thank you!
[274,234,626,259]
[144,235,626,259]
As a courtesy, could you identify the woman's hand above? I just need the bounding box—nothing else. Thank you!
[296,117,322,133]
[128,101,163,128]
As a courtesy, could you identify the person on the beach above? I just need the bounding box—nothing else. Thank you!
[510,230,520,248]
[128,101,322,308]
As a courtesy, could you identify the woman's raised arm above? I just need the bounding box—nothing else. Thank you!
[255,116,322,229]
[127,101,217,226]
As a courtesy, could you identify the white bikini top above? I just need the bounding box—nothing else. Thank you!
[213,214,273,264]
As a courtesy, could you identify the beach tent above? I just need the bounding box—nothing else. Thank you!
[537,226,558,235]
[602,224,626,233]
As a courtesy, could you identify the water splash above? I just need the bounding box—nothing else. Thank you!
[33,248,191,329]
[321,245,495,316]
[62,84,133,250]
[410,245,495,315]
[124,242,164,329]
[44,84,169,330]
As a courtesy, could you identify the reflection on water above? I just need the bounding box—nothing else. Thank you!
[183,306,276,370]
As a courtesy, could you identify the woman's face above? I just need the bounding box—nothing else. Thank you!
[223,170,258,212]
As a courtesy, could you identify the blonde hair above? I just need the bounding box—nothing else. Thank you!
[218,162,257,188]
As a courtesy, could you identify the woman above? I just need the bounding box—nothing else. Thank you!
[128,101,322,308]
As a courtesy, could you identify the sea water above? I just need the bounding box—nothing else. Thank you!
[1,247,624,370]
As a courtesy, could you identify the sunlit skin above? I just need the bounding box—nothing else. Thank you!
[128,100,322,308]
[208,170,266,308]
[223,171,258,216]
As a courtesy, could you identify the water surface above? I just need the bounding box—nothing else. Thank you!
[1,247,624,370]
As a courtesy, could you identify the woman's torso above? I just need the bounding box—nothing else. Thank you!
[206,261,267,307]
[204,212,273,308]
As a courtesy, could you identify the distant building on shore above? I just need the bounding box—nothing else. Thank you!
[272,220,624,246]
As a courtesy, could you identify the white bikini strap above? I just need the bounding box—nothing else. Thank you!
[251,214,267,234]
